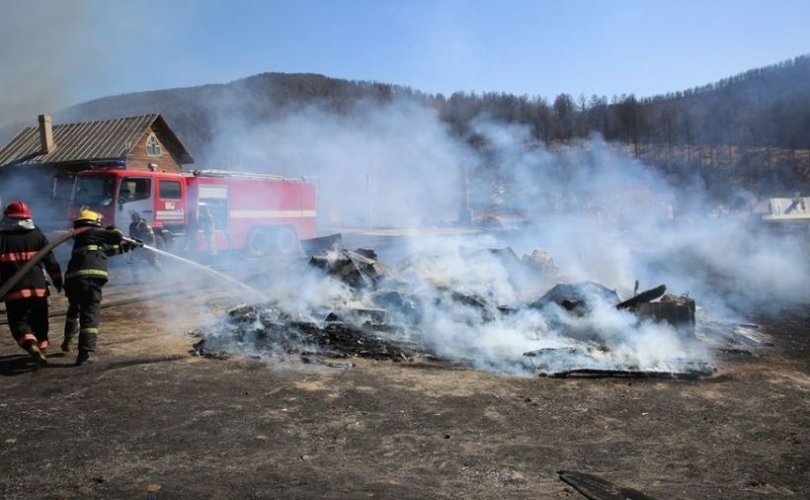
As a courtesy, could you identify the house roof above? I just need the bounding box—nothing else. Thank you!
[0,114,193,168]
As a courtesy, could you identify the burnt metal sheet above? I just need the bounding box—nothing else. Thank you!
[616,284,667,310]
[301,233,343,256]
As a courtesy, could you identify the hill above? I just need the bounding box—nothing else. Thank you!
[3,56,809,198]
[54,74,429,164]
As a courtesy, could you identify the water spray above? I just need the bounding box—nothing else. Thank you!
[0,230,267,303]
[126,239,268,301]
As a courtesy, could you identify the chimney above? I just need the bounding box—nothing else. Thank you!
[38,114,54,154]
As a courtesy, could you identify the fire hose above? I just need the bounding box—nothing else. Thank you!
[0,230,267,325]
[0,228,88,302]
[0,228,140,303]
[0,271,246,327]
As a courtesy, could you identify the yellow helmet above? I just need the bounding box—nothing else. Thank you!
[74,209,103,227]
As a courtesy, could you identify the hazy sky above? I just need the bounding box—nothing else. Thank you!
[3,0,809,112]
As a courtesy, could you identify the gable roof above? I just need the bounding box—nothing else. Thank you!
[0,114,193,168]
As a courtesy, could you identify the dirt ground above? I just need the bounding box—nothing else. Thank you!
[1,269,809,499]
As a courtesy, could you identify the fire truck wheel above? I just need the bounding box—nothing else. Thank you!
[272,227,300,254]
[246,228,273,256]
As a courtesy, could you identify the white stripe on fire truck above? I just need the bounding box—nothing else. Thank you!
[156,210,185,219]
[230,210,317,219]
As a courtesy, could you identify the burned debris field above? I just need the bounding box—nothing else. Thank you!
[2,231,808,499]
[193,243,763,381]
[4,2,810,497]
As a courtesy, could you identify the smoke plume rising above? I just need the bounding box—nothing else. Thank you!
[191,89,809,374]
[0,0,102,129]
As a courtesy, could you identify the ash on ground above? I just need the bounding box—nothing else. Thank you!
[192,238,768,378]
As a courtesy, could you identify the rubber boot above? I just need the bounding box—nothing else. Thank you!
[24,342,47,366]
[62,321,78,352]
[60,334,74,353]
[75,350,95,366]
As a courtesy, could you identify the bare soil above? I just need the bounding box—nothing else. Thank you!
[1,271,808,499]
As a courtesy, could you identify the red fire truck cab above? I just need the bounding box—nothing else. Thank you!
[68,168,317,254]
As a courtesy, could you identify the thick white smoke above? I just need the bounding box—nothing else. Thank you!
[195,92,807,374]
[0,1,102,130]
[390,236,712,374]
[204,100,472,228]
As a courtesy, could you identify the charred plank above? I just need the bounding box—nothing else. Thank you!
[558,470,656,500]
[546,368,712,380]
[616,284,667,310]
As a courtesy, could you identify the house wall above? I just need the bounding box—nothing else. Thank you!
[125,125,183,172]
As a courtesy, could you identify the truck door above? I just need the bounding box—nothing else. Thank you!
[197,184,230,250]
[155,178,185,229]
[114,176,153,229]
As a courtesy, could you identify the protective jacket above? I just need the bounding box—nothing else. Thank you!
[129,218,156,246]
[65,227,127,283]
[0,217,62,301]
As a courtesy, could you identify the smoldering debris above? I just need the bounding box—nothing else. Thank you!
[193,301,429,361]
[192,244,769,378]
[308,248,392,289]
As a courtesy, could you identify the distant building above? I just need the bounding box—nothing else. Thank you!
[0,114,193,228]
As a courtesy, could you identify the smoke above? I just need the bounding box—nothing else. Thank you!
[458,121,810,316]
[0,1,99,128]
[0,167,68,231]
[204,99,473,227]
[389,236,711,374]
[190,88,808,375]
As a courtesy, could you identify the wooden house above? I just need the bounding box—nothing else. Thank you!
[0,114,193,227]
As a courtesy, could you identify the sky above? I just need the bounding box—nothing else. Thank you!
[1,0,809,119]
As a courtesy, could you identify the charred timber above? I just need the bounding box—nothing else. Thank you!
[616,284,667,310]
[558,470,657,500]
[546,368,712,380]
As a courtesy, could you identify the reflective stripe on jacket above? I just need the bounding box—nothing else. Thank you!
[65,226,125,284]
[4,288,48,301]
[0,218,62,301]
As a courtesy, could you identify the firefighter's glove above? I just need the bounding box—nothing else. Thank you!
[53,275,63,294]
[121,239,143,252]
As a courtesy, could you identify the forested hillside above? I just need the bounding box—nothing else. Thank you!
[12,54,810,198]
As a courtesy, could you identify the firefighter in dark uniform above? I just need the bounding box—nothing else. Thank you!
[0,200,62,365]
[128,211,161,282]
[62,209,140,365]
[197,205,216,258]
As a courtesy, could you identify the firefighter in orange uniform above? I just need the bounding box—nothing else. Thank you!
[0,201,63,365]
[62,209,140,365]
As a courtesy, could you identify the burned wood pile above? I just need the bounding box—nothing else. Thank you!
[193,302,428,361]
[193,239,769,378]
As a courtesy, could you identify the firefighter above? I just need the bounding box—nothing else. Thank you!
[62,209,140,365]
[0,201,62,365]
[197,205,216,259]
[128,211,161,282]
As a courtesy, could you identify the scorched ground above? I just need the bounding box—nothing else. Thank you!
[0,267,808,499]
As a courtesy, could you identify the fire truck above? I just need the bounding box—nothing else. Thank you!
[68,168,317,254]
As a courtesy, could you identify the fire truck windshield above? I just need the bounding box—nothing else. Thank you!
[72,176,116,207]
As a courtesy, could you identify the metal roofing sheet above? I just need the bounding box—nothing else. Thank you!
[0,114,159,167]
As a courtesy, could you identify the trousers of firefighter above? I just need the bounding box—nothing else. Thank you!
[128,212,162,283]
[184,206,217,262]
